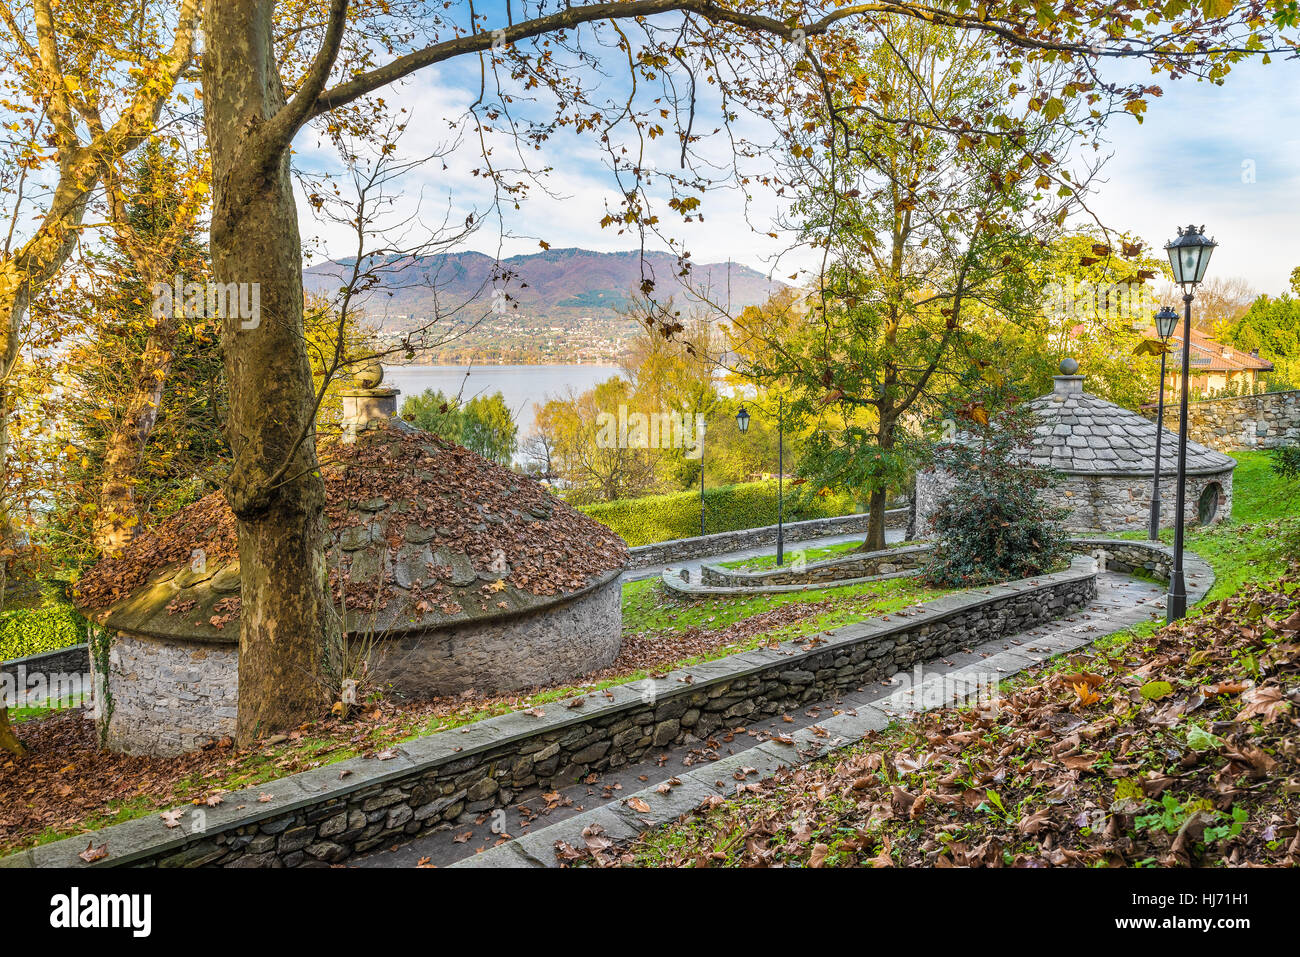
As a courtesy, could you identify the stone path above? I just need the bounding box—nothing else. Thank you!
[354,557,1208,869]
[622,527,905,583]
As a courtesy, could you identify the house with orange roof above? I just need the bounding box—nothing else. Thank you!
[1150,327,1274,397]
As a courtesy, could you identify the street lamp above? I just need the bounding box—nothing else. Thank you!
[699,411,707,536]
[1163,224,1217,623]
[736,397,786,565]
[735,406,750,434]
[1147,305,1179,541]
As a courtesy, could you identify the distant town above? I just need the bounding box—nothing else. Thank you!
[373,309,635,364]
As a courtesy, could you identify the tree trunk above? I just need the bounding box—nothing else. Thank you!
[204,0,328,743]
[860,411,897,552]
[0,279,31,538]
[0,705,25,758]
[94,319,177,553]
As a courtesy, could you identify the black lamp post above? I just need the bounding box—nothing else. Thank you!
[1163,224,1217,623]
[699,412,707,536]
[1147,305,1179,541]
[736,397,786,565]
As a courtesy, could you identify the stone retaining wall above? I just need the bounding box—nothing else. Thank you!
[701,542,932,588]
[1148,390,1300,453]
[1069,539,1175,580]
[1,644,90,708]
[4,559,1096,869]
[626,508,908,569]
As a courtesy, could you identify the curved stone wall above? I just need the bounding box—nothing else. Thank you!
[625,507,908,569]
[916,467,1233,536]
[700,542,931,588]
[93,571,624,757]
[374,572,623,697]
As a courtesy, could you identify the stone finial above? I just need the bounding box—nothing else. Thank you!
[354,361,384,389]
[340,361,398,440]
[1054,357,1083,396]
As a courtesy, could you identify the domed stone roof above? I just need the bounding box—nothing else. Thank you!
[74,423,628,641]
[1024,374,1236,477]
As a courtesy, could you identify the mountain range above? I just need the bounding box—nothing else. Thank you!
[302,247,784,329]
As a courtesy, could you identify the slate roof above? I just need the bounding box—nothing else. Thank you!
[1024,378,1237,477]
[74,424,628,642]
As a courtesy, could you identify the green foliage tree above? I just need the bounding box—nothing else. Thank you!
[400,388,518,464]
[983,231,1169,410]
[734,22,1078,551]
[1222,293,1300,390]
[533,379,660,503]
[52,141,224,564]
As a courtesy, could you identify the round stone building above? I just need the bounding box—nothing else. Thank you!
[74,384,628,756]
[915,364,1237,535]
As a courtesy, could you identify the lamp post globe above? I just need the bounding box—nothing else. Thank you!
[735,406,750,433]
[1154,305,1179,340]
[1164,225,1216,289]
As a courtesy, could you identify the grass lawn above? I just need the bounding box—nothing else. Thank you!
[621,573,945,637]
[719,536,921,572]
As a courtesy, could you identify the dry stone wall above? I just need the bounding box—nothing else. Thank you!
[1149,390,1300,453]
[626,508,908,569]
[700,543,932,588]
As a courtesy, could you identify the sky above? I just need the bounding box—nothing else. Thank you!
[294,34,1300,298]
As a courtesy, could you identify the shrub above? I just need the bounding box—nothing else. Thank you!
[923,394,1070,588]
[0,602,89,662]
[1270,443,1300,482]
[578,480,860,546]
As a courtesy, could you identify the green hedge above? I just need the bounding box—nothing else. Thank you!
[577,480,861,546]
[0,603,89,663]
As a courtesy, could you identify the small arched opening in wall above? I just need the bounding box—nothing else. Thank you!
[1198,481,1223,525]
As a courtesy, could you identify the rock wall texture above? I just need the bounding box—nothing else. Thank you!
[95,573,624,757]
[375,572,623,697]
[10,561,1097,868]
[1148,390,1300,453]
[94,632,239,757]
[626,508,908,569]
[1,644,90,708]
[915,468,1232,536]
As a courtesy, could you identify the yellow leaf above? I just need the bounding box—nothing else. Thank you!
[1133,338,1170,357]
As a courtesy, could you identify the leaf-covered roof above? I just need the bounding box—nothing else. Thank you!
[74,423,628,640]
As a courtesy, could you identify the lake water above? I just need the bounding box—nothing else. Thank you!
[382,364,623,439]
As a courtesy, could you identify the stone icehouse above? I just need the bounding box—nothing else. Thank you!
[915,362,1237,535]
[74,373,629,757]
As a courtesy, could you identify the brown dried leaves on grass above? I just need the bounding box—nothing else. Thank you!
[570,572,1300,868]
